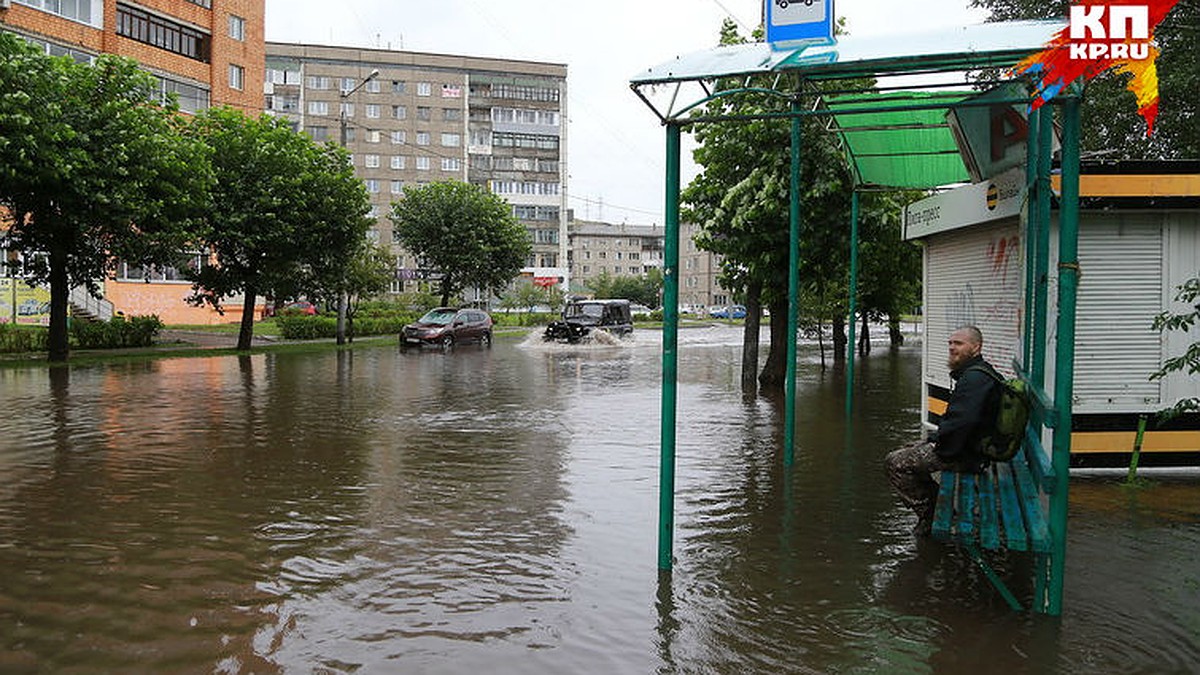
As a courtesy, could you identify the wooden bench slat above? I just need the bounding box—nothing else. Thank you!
[957,473,978,544]
[977,469,1001,550]
[995,461,1029,551]
[932,472,957,540]
[1011,448,1052,553]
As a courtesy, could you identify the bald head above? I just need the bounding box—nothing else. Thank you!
[947,325,983,371]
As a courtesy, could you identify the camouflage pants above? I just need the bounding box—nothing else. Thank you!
[884,439,952,520]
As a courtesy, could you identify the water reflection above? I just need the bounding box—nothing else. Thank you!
[0,330,1197,672]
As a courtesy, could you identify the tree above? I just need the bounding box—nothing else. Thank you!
[390,181,532,306]
[1151,275,1200,417]
[185,107,371,350]
[971,0,1199,159]
[341,241,398,341]
[0,34,211,361]
[587,268,664,308]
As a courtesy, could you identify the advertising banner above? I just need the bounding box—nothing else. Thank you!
[0,278,13,324]
[13,283,51,326]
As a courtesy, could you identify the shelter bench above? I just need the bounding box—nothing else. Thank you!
[932,426,1056,610]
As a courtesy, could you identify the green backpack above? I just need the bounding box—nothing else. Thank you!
[967,365,1032,462]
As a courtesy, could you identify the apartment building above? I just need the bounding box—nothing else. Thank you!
[677,221,728,309]
[1,0,265,324]
[264,42,569,299]
[567,217,663,293]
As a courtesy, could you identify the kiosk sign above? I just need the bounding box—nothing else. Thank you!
[766,0,835,49]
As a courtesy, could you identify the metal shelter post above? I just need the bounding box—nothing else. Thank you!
[784,102,802,466]
[846,190,860,416]
[1048,95,1082,615]
[657,122,682,571]
[1033,105,1055,387]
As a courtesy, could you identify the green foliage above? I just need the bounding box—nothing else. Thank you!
[499,283,564,314]
[0,33,212,361]
[492,312,557,327]
[276,316,339,340]
[185,107,372,350]
[70,315,163,350]
[586,269,664,308]
[276,313,413,339]
[0,324,50,354]
[1151,276,1200,417]
[390,181,532,305]
[970,0,1199,159]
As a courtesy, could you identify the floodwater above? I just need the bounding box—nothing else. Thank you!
[0,326,1197,673]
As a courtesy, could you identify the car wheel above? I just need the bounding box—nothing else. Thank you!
[441,335,454,349]
[481,331,492,348]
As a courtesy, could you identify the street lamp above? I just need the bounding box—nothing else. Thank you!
[335,68,379,346]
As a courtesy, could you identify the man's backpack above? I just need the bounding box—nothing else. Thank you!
[967,365,1033,462]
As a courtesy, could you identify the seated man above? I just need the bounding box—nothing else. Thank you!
[885,325,1001,536]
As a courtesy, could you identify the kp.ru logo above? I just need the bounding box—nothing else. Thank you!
[1067,4,1151,60]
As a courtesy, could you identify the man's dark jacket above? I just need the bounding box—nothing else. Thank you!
[933,354,1001,468]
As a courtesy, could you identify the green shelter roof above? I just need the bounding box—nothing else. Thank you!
[630,20,1066,190]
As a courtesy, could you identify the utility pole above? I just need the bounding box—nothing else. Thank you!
[337,68,380,345]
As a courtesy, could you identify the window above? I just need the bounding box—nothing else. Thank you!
[157,75,209,114]
[440,133,461,147]
[365,104,380,119]
[116,3,211,62]
[416,107,431,121]
[228,64,244,91]
[228,15,245,41]
[366,79,381,94]
[365,155,380,168]
[365,179,380,193]
[390,155,405,170]
[392,105,407,120]
[15,0,100,26]
[416,132,430,146]
[366,130,381,144]
[117,252,204,283]
[441,158,460,172]
[308,101,329,116]
[340,102,354,118]
[390,130,406,145]
[416,157,430,171]
[391,81,406,94]
[443,108,463,122]
[308,126,329,142]
[391,180,404,194]
[417,82,432,96]
[534,229,559,244]
[308,76,331,90]
[340,77,355,93]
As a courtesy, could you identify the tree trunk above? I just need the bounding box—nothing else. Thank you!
[759,295,790,390]
[742,280,762,394]
[832,313,847,363]
[817,319,826,371]
[47,246,70,363]
[440,277,452,307]
[888,312,905,347]
[237,285,257,351]
[858,312,871,357]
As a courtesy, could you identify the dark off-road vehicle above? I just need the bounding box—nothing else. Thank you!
[543,299,634,344]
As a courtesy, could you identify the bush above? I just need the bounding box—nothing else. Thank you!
[492,311,557,328]
[70,315,163,349]
[276,315,338,340]
[0,323,50,353]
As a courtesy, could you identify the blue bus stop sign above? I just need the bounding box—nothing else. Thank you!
[766,0,836,49]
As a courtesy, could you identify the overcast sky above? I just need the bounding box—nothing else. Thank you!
[265,0,988,225]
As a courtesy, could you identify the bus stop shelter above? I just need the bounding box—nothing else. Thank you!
[630,19,1081,615]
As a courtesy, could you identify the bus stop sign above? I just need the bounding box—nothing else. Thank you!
[766,0,836,49]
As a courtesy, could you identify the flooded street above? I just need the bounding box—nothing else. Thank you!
[1,326,1198,673]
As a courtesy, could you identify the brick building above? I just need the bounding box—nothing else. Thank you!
[1,0,265,324]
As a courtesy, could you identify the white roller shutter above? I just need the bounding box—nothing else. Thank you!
[924,219,1023,391]
[1073,213,1164,408]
